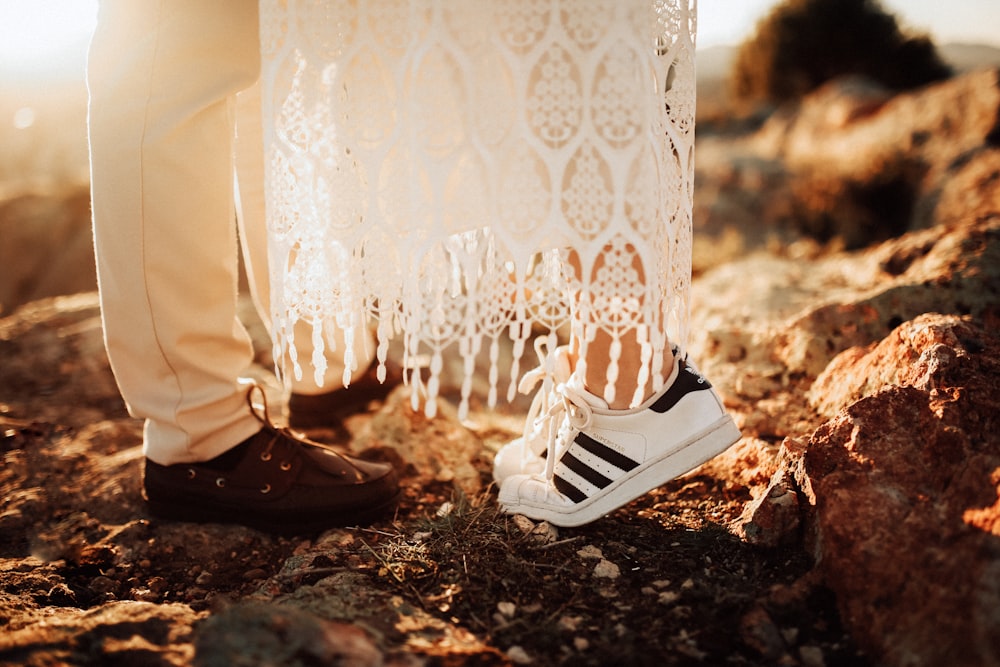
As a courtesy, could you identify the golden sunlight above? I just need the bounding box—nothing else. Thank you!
[0,0,97,76]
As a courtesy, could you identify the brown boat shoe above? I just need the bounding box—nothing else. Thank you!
[142,384,399,535]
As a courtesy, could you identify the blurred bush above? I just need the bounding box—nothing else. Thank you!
[730,0,952,108]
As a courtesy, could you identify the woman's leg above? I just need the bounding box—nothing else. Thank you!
[566,249,675,410]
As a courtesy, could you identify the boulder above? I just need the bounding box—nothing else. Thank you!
[694,87,1000,663]
[802,314,1000,667]
[695,68,1000,254]
[809,312,997,417]
[0,601,201,665]
[690,213,1000,439]
[353,386,487,496]
[194,602,383,667]
[756,69,1000,180]
[732,312,1000,666]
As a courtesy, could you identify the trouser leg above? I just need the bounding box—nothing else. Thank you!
[88,0,262,464]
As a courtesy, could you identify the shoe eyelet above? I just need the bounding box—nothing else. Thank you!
[280,461,292,471]
[216,477,226,488]
[187,468,196,480]
[260,483,271,494]
[260,452,272,462]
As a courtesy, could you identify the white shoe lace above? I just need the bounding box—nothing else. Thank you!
[515,338,572,469]
[538,381,594,483]
[517,342,686,489]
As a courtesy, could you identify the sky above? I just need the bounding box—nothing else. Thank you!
[0,0,97,77]
[0,0,997,78]
[699,0,1000,48]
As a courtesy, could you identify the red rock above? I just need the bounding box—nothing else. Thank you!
[733,439,809,549]
[739,604,789,662]
[733,467,801,549]
[801,317,1000,667]
[759,68,1000,187]
[194,602,383,666]
[809,313,991,417]
[0,601,200,664]
[354,386,486,496]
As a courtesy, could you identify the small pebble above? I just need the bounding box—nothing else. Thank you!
[89,575,116,595]
[577,545,603,559]
[147,576,169,594]
[497,601,516,617]
[185,586,208,601]
[530,521,559,544]
[593,559,620,579]
[512,514,535,534]
[558,615,582,632]
[507,645,532,665]
[131,588,156,602]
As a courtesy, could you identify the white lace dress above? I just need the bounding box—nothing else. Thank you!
[259,0,697,418]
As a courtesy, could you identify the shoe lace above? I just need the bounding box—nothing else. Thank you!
[517,338,571,465]
[539,381,594,482]
[244,381,347,466]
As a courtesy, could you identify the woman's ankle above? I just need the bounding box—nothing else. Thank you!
[581,346,675,410]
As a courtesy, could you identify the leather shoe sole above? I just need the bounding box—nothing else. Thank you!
[143,423,400,535]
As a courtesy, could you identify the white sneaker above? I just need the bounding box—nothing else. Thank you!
[492,344,695,485]
[491,341,572,485]
[497,357,740,527]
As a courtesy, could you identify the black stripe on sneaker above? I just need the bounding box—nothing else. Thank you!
[554,475,588,503]
[575,433,640,472]
[561,451,614,490]
[649,360,712,414]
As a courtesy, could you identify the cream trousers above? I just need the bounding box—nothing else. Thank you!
[88,0,371,464]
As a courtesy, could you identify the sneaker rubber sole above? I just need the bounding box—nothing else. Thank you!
[500,414,740,527]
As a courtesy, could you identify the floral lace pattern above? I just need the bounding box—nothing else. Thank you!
[259,0,697,418]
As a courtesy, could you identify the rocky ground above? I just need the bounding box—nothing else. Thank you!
[0,300,851,666]
[2,68,999,666]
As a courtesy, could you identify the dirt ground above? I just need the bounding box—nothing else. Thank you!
[0,295,865,666]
